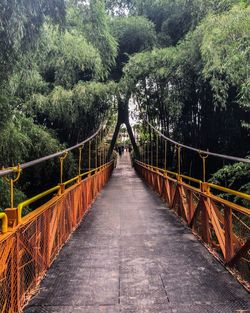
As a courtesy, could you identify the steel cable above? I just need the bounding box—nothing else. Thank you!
[0,123,105,177]
[143,119,250,164]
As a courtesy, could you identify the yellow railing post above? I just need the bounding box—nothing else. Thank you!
[95,136,98,169]
[155,134,159,168]
[151,138,153,168]
[199,152,209,183]
[177,145,181,176]
[78,146,84,180]
[59,152,68,192]
[99,130,103,166]
[147,141,150,165]
[104,145,106,165]
[102,145,104,165]
[156,133,159,169]
[164,140,167,172]
[2,164,21,226]
[88,140,91,175]
[0,212,8,233]
[143,143,145,163]
[3,164,21,209]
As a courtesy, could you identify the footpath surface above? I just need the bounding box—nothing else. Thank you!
[24,153,249,313]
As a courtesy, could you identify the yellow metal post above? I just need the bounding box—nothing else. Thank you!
[177,145,181,175]
[164,140,167,171]
[4,164,21,209]
[60,152,68,185]
[156,133,159,168]
[147,142,149,165]
[100,130,103,166]
[78,146,83,177]
[199,152,209,182]
[151,138,153,167]
[95,136,98,169]
[88,140,91,172]
[102,146,104,165]
[0,212,8,234]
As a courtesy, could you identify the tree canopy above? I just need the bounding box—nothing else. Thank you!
[0,0,249,209]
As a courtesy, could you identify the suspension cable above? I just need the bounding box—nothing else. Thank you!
[144,119,250,164]
[0,123,106,177]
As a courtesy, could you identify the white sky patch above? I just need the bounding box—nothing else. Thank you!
[129,97,139,126]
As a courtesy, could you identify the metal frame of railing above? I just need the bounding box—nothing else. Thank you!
[144,119,250,164]
[135,160,250,266]
[0,122,115,233]
[0,160,115,313]
[134,118,249,285]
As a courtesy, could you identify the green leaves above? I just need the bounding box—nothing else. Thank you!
[26,81,116,144]
[211,160,250,206]
[0,0,65,83]
[109,15,156,80]
[111,16,156,54]
[40,24,105,88]
[200,4,250,107]
[70,0,118,73]
[0,113,63,166]
[0,0,249,210]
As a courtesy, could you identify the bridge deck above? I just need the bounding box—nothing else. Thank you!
[24,153,249,313]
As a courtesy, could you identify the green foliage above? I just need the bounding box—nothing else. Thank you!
[200,4,250,107]
[123,1,250,191]
[0,179,26,212]
[123,46,188,138]
[88,0,118,71]
[67,0,118,73]
[26,81,116,144]
[118,0,240,47]
[0,0,65,83]
[0,112,76,207]
[8,62,49,100]
[110,15,156,79]
[111,16,156,54]
[0,113,63,166]
[0,0,249,210]
[0,95,11,130]
[39,24,105,88]
[211,160,250,207]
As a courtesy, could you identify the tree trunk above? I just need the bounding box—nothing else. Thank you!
[125,122,139,156]
[107,96,140,160]
[107,121,121,160]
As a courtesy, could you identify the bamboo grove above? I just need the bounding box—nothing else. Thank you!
[0,0,249,211]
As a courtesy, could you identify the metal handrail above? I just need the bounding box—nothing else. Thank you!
[0,123,105,177]
[135,160,250,204]
[144,119,250,164]
[0,212,8,234]
[17,160,114,224]
[136,160,202,185]
[17,186,60,224]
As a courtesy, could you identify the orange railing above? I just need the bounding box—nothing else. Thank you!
[0,161,114,313]
[135,160,250,284]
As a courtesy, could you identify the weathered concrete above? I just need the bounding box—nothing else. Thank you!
[24,153,249,313]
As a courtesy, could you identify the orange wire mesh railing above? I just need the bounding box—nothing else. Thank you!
[0,121,116,313]
[0,161,114,313]
[135,119,250,286]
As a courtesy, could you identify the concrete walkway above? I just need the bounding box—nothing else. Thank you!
[24,153,249,313]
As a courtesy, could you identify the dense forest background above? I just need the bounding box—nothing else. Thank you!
[0,0,249,210]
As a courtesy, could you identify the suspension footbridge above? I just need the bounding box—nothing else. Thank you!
[0,123,249,313]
